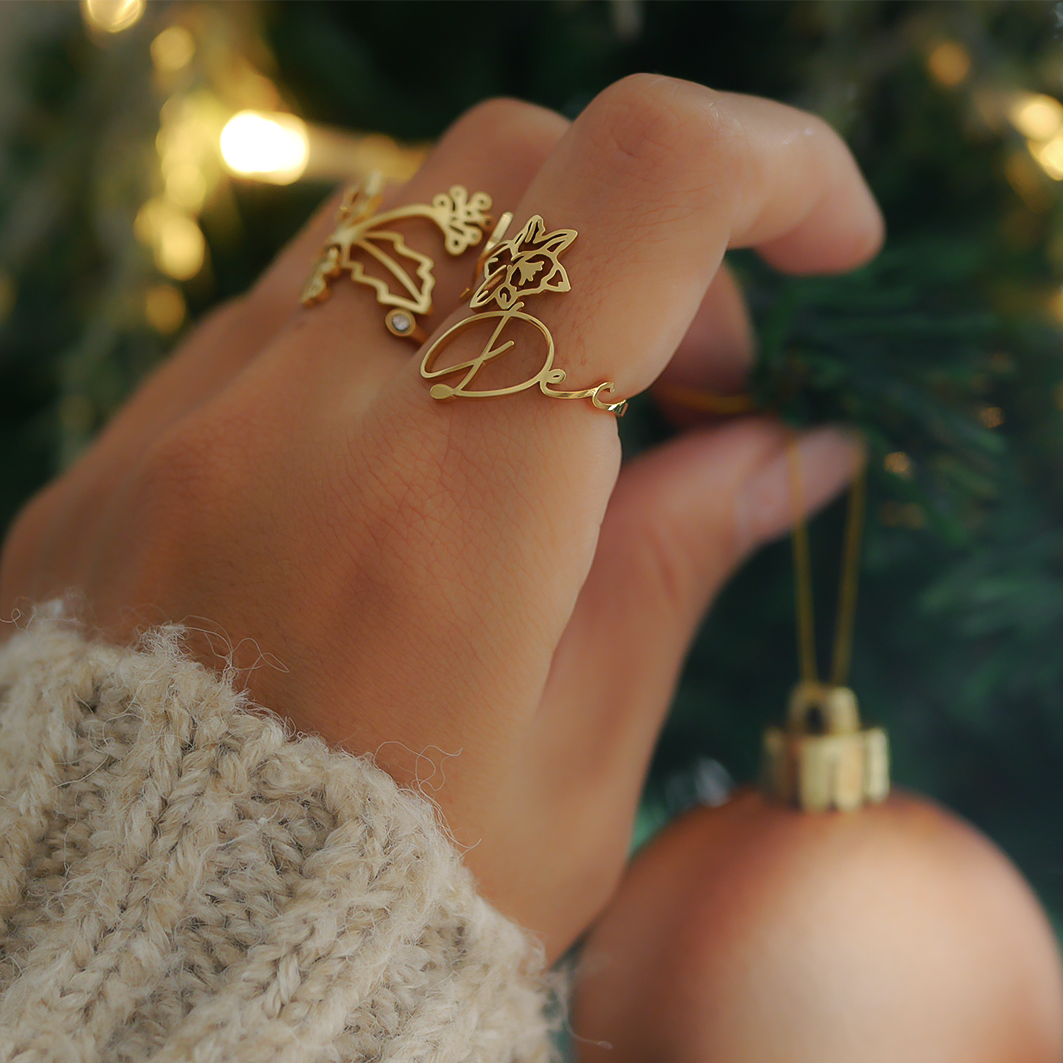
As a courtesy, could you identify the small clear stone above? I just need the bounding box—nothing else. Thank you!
[390,312,412,333]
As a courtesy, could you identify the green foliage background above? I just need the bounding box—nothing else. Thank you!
[2,1,1062,931]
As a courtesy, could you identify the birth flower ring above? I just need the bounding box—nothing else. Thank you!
[419,213,628,416]
[301,171,494,344]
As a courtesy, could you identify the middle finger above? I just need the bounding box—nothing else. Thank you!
[371,75,882,701]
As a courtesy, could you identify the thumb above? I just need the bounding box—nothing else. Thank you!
[540,417,862,771]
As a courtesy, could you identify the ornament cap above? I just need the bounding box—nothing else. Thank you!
[763,682,890,812]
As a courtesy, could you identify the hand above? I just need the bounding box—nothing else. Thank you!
[0,75,881,960]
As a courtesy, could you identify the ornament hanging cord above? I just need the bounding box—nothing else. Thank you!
[654,381,868,684]
[787,438,867,688]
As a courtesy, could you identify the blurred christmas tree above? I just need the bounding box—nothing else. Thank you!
[2,0,1062,933]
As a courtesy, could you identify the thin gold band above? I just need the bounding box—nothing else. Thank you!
[419,212,627,416]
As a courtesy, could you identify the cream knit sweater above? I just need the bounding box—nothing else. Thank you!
[0,612,554,1062]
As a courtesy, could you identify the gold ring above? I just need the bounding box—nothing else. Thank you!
[419,213,627,416]
[301,171,494,344]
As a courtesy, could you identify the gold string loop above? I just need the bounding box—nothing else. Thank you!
[653,384,888,810]
[786,436,866,688]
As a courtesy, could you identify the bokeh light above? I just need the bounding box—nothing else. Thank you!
[151,26,196,72]
[1009,94,1063,141]
[977,405,1004,428]
[165,163,207,211]
[220,111,309,184]
[80,0,145,34]
[145,283,187,334]
[884,452,913,478]
[136,199,206,279]
[926,41,971,87]
[1030,137,1063,181]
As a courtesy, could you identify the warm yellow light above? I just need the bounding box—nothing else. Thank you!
[1004,152,1049,211]
[220,111,309,184]
[154,215,205,280]
[145,283,187,334]
[1030,135,1063,180]
[81,0,145,34]
[1048,288,1063,322]
[135,199,162,246]
[927,41,970,88]
[884,452,912,478]
[1008,93,1063,141]
[165,163,207,211]
[151,26,195,72]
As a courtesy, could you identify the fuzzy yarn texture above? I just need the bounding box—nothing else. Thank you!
[0,611,554,1063]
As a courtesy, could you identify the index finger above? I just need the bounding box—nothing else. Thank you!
[392,75,881,425]
[513,73,883,404]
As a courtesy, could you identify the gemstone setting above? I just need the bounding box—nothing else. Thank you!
[387,310,414,336]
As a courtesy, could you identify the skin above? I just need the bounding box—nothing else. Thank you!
[0,75,883,961]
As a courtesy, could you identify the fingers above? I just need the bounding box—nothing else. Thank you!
[37,101,571,566]
[534,75,879,774]
[509,75,882,402]
[80,100,569,478]
[44,181,354,517]
[653,261,754,426]
[280,98,570,370]
[541,421,863,773]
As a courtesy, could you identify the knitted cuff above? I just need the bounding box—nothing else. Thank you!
[0,611,554,1063]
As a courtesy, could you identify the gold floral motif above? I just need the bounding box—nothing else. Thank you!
[434,186,494,257]
[469,216,576,310]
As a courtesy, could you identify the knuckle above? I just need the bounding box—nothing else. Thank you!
[454,96,537,132]
[788,110,850,184]
[583,75,744,199]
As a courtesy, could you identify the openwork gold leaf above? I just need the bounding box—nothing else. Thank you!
[300,174,493,322]
[342,230,436,314]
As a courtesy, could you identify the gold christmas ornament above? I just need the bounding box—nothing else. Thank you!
[763,680,888,812]
[573,791,1063,1063]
